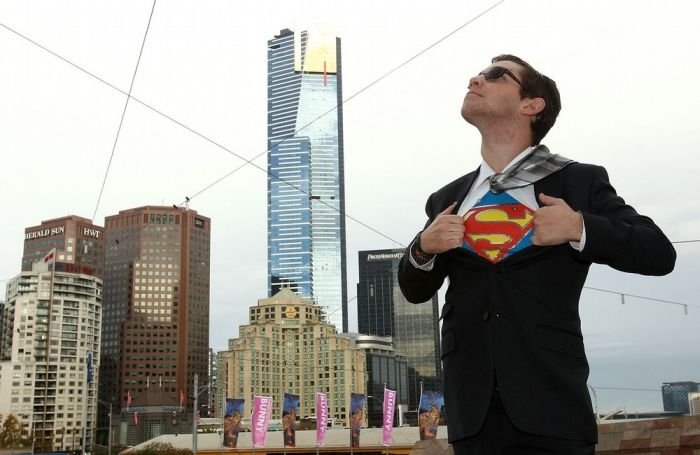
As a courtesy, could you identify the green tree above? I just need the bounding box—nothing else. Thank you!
[0,414,25,448]
[132,442,192,455]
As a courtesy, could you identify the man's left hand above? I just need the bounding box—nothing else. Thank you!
[531,193,583,246]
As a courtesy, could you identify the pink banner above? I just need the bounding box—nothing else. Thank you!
[251,395,273,447]
[315,392,328,446]
[382,388,397,446]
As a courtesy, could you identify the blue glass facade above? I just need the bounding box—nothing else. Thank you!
[267,28,348,332]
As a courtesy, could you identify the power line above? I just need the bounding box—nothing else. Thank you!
[588,386,659,393]
[92,0,158,222]
[584,286,698,315]
[1,2,505,248]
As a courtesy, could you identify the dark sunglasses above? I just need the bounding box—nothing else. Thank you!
[479,66,524,90]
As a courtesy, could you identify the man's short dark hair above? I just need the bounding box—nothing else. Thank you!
[492,54,561,145]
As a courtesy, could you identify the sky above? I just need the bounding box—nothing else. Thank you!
[1,0,699,414]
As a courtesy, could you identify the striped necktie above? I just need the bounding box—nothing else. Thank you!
[488,145,574,194]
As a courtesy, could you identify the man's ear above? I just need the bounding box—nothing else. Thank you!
[521,97,545,118]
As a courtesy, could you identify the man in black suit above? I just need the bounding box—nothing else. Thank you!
[398,55,676,454]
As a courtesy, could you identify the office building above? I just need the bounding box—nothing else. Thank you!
[22,215,105,279]
[662,381,700,414]
[339,333,408,428]
[219,289,365,426]
[0,261,102,453]
[357,249,441,420]
[267,27,348,332]
[99,206,210,444]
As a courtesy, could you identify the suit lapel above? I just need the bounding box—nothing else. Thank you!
[445,168,480,214]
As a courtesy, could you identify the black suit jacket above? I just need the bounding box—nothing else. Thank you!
[398,162,676,443]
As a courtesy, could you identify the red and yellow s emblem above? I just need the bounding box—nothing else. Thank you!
[463,194,535,262]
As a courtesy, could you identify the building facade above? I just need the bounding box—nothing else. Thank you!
[356,249,441,420]
[22,215,105,280]
[99,206,210,444]
[267,27,348,332]
[219,289,365,426]
[0,265,102,453]
[339,334,408,428]
[663,381,700,414]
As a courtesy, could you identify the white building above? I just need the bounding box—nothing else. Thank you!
[0,262,102,452]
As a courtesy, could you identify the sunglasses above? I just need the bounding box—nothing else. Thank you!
[479,66,525,90]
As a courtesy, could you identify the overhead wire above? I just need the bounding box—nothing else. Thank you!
[92,0,158,222]
[1,2,699,316]
[2,1,506,249]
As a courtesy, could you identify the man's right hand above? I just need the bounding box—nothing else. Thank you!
[419,202,465,254]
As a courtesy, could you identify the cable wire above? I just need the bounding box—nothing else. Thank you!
[92,0,158,222]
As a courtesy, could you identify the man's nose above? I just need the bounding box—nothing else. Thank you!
[468,74,483,88]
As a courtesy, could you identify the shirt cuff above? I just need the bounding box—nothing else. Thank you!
[408,238,436,271]
[569,213,587,252]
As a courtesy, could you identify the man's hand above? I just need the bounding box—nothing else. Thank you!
[532,193,583,246]
[419,202,466,254]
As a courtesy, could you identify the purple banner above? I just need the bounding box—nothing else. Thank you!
[382,388,397,446]
[251,395,273,447]
[316,392,328,446]
[223,398,244,448]
[418,391,444,440]
[283,393,299,447]
[350,393,366,448]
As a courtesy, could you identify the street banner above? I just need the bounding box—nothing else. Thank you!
[382,388,397,446]
[251,395,273,447]
[283,393,299,447]
[223,398,245,448]
[418,391,444,440]
[316,392,328,447]
[350,393,366,448]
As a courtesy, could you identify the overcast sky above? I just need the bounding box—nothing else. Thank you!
[1,0,699,413]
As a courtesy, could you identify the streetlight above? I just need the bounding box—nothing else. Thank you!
[96,400,112,455]
[192,374,214,455]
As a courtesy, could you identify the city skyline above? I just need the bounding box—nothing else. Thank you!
[1,0,699,414]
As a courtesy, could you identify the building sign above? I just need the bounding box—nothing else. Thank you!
[25,225,65,240]
[194,218,205,229]
[81,226,102,239]
[367,252,403,261]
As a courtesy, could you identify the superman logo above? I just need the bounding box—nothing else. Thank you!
[463,192,535,263]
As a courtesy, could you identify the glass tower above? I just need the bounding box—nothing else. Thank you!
[267,28,348,332]
[357,249,442,420]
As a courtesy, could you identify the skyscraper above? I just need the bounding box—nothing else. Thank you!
[267,27,348,332]
[357,249,441,419]
[99,206,210,443]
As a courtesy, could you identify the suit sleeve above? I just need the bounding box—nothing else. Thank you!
[576,166,676,275]
[398,194,449,303]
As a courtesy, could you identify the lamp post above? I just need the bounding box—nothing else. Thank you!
[96,400,112,455]
[192,374,214,455]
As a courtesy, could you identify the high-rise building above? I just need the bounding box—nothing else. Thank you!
[339,333,409,428]
[267,27,348,332]
[218,289,365,426]
[0,261,102,453]
[662,381,699,413]
[99,206,210,443]
[22,215,105,279]
[356,249,441,420]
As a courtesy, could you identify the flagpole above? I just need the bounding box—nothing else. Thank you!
[81,358,88,455]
